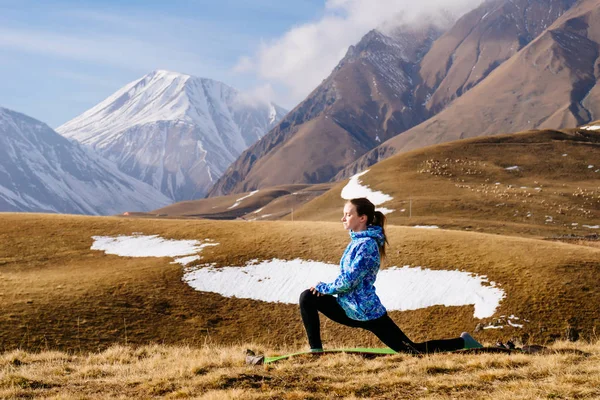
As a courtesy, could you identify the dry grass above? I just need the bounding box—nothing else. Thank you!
[549,239,600,249]
[1,129,600,398]
[1,213,599,355]
[1,341,599,399]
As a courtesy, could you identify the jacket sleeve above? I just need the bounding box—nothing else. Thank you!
[315,240,377,295]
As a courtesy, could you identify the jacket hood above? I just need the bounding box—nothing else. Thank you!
[350,225,385,246]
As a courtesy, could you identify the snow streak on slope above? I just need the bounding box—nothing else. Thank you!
[341,170,394,214]
[0,107,171,215]
[57,70,287,201]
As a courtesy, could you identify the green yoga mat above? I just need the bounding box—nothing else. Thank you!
[263,346,520,364]
[264,347,398,364]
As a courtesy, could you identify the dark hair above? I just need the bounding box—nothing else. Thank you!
[348,198,388,259]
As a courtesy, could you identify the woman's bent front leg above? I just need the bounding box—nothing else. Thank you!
[299,289,361,350]
[299,289,327,350]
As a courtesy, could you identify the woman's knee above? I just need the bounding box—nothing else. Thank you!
[299,289,314,305]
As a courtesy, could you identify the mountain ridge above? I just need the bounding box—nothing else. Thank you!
[209,0,583,196]
[0,106,171,215]
[207,24,444,197]
[335,0,591,180]
[58,70,287,201]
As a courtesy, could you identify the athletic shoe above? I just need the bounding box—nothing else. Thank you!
[461,332,483,349]
[245,349,265,365]
[245,354,265,365]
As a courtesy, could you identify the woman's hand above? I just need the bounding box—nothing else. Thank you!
[309,287,323,296]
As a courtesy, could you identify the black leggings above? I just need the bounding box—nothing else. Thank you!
[299,289,464,354]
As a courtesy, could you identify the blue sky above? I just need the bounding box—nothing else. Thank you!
[0,0,482,128]
[0,0,324,127]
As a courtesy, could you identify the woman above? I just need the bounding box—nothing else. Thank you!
[299,197,483,354]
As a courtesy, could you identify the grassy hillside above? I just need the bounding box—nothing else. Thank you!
[151,183,333,221]
[295,129,600,238]
[1,341,599,399]
[1,213,599,355]
[142,129,599,240]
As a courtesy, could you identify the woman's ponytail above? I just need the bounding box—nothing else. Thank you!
[373,210,388,259]
[373,211,385,228]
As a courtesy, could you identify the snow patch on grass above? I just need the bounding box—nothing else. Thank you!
[90,234,218,266]
[183,259,505,319]
[90,236,505,318]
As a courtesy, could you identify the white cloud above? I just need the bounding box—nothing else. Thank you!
[234,0,484,108]
[232,56,254,73]
[233,83,278,108]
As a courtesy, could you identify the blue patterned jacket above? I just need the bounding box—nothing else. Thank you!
[315,225,387,321]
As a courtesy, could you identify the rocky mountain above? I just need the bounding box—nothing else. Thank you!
[207,24,445,197]
[0,107,171,215]
[209,0,585,193]
[57,70,287,201]
[339,0,599,178]
[416,0,578,115]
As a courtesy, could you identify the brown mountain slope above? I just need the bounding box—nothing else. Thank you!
[296,129,600,238]
[207,25,443,197]
[151,182,333,220]
[339,0,600,179]
[417,0,577,114]
[210,0,578,191]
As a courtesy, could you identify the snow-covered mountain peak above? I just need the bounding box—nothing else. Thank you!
[57,71,281,148]
[151,69,191,79]
[57,71,205,145]
[56,71,287,201]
